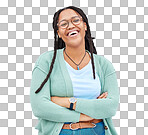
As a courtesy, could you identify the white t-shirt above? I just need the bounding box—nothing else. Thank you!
[64,59,101,99]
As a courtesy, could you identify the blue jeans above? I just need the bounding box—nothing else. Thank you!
[59,121,105,135]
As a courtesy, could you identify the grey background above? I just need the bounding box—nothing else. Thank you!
[0,0,148,135]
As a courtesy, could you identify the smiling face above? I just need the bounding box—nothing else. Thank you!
[57,9,87,48]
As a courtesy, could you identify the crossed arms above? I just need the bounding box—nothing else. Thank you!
[30,66,119,123]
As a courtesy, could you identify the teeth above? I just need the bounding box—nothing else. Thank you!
[68,30,78,36]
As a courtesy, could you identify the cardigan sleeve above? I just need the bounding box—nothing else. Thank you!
[30,66,80,123]
[75,57,119,119]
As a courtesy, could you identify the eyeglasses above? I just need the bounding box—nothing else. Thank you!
[57,16,83,29]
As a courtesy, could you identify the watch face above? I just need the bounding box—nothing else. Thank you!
[70,97,77,103]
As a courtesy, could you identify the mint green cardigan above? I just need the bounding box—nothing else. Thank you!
[30,48,119,135]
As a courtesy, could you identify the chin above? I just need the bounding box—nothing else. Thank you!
[68,40,83,46]
[66,36,84,44]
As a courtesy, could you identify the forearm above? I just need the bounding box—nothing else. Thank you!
[51,92,108,122]
[31,97,80,122]
[51,96,76,110]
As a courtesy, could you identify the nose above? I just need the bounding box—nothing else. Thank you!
[67,21,75,29]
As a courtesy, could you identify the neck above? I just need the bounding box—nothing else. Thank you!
[64,45,86,62]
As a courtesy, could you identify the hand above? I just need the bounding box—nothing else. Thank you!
[79,113,94,122]
[97,92,108,99]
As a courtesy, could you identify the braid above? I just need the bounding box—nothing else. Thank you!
[86,25,96,79]
[35,6,97,94]
[35,33,58,93]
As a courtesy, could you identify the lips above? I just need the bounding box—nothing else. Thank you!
[66,30,80,36]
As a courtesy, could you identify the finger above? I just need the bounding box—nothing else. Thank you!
[104,92,108,96]
[103,92,108,96]
[97,92,108,99]
[99,92,108,99]
[103,93,108,98]
[103,95,107,98]
[100,93,105,97]
[97,93,105,98]
[101,95,107,99]
[97,95,103,99]
[102,92,108,97]
[97,94,105,99]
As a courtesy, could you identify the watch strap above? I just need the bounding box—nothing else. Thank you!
[69,103,74,110]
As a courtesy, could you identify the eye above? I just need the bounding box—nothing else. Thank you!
[73,19,80,23]
[61,23,67,27]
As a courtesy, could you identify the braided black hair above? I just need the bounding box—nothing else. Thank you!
[35,6,97,94]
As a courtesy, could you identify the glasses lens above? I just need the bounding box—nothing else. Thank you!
[72,17,81,24]
[59,21,68,28]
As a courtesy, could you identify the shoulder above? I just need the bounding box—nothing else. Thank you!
[34,50,54,66]
[33,49,55,74]
[94,54,116,77]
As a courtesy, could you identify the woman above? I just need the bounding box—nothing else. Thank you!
[30,6,119,135]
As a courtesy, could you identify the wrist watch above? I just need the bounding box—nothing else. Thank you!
[68,97,77,110]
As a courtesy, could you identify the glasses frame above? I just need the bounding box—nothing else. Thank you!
[57,16,83,29]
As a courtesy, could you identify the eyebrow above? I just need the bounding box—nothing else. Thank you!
[59,15,79,23]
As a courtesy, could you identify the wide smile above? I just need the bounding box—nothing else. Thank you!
[66,30,80,38]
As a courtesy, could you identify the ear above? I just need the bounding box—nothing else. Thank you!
[84,22,87,31]
[57,30,61,38]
